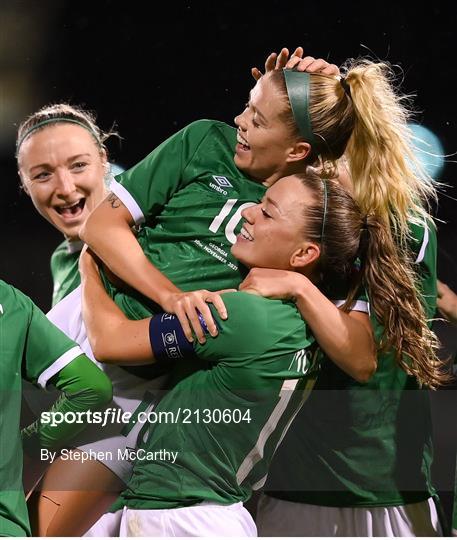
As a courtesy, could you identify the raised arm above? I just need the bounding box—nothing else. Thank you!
[239,268,376,382]
[81,192,179,309]
[79,245,155,364]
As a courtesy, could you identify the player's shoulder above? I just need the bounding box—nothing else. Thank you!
[50,239,76,263]
[220,291,301,335]
[184,119,235,139]
[0,280,32,313]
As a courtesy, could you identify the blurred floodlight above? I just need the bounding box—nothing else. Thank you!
[409,123,445,179]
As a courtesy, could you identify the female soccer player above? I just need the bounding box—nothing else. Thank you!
[16,103,114,305]
[251,219,444,536]
[81,51,447,536]
[17,53,377,536]
[18,48,441,534]
[16,103,172,535]
[80,171,443,536]
[80,51,436,379]
[0,280,112,536]
[240,51,449,537]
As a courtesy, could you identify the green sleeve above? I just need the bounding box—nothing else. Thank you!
[22,355,112,455]
[195,292,313,364]
[409,218,437,321]
[114,119,214,222]
[8,286,84,386]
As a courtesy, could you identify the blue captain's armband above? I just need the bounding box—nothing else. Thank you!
[149,312,209,361]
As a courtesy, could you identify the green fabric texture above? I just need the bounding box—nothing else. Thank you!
[50,239,81,306]
[22,354,112,456]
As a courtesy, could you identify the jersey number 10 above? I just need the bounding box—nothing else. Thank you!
[208,199,256,244]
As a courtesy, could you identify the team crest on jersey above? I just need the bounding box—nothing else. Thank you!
[212,175,233,188]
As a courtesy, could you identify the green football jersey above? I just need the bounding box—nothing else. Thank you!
[105,119,364,318]
[0,280,83,537]
[50,239,83,306]
[264,219,438,507]
[112,292,321,511]
[105,120,266,319]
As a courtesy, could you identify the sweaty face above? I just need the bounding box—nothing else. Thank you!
[18,124,107,242]
[231,175,312,270]
[234,76,297,184]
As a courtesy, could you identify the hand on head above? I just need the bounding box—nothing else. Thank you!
[251,47,340,81]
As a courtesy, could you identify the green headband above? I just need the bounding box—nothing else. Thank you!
[283,69,318,150]
[16,118,101,153]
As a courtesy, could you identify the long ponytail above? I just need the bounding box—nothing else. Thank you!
[342,59,437,244]
[348,214,449,389]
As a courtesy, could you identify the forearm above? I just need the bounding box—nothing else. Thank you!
[81,258,155,364]
[80,195,181,307]
[22,355,112,455]
[295,280,376,382]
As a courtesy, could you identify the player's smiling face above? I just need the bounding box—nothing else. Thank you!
[232,175,320,271]
[234,75,300,185]
[18,124,107,242]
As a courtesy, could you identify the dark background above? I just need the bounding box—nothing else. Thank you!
[1,0,456,525]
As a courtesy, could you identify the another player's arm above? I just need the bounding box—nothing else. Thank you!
[22,355,113,455]
[239,269,376,383]
[437,280,457,325]
[80,193,179,313]
[80,246,155,364]
[80,194,223,344]
[251,47,340,80]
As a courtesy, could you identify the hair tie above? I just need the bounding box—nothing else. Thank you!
[340,77,352,98]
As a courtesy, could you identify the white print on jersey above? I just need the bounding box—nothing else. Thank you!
[209,199,256,244]
[212,175,233,188]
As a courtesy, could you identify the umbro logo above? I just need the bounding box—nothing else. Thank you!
[209,176,233,196]
[212,175,233,188]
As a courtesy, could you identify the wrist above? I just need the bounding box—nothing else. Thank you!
[157,288,181,311]
[291,274,314,304]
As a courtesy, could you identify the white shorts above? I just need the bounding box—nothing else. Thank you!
[256,493,442,537]
[24,285,168,484]
[85,502,256,537]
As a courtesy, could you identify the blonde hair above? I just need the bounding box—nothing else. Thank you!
[16,103,119,162]
[341,59,436,244]
[268,62,447,388]
[269,61,437,245]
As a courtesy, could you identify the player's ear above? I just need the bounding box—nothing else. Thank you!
[286,141,311,163]
[290,242,320,269]
[19,172,30,195]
